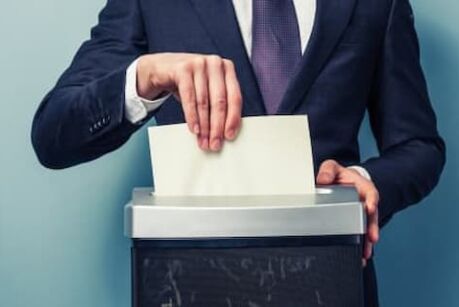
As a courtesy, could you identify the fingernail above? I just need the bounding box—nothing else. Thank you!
[226,129,235,140]
[211,138,222,151]
[197,137,204,149]
[201,138,209,150]
[193,124,200,135]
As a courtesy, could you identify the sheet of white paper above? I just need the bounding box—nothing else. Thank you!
[148,115,315,196]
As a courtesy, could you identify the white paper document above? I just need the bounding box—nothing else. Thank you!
[148,115,315,196]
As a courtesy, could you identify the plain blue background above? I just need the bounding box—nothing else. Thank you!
[0,0,457,306]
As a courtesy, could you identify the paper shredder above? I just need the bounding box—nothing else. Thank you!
[124,186,365,307]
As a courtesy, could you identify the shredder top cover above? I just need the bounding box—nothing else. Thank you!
[125,186,365,239]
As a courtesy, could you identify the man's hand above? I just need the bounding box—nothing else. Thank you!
[137,53,243,152]
[316,160,379,264]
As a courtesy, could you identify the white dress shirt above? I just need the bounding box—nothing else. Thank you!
[122,0,371,180]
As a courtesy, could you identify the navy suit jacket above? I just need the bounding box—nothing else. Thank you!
[32,0,445,228]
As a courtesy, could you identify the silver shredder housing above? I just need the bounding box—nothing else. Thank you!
[125,186,366,307]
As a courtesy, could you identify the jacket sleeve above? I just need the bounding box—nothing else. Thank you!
[31,0,151,169]
[362,0,446,226]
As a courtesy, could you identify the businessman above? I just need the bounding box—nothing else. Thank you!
[31,0,445,305]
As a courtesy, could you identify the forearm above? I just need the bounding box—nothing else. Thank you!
[32,66,146,169]
[363,137,445,226]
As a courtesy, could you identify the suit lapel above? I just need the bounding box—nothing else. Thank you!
[189,0,266,115]
[277,0,357,114]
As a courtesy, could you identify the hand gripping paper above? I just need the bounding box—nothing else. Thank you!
[148,116,315,196]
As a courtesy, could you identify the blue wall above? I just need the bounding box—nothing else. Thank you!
[0,1,457,306]
[368,1,459,306]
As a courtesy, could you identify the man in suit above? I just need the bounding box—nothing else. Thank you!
[31,0,445,305]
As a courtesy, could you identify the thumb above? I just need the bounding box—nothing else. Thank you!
[316,160,340,185]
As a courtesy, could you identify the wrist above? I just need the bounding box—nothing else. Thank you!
[348,166,372,181]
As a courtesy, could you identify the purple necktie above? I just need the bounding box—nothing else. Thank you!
[252,0,302,114]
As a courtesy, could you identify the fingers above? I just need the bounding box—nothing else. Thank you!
[316,160,342,185]
[358,181,379,262]
[206,55,228,151]
[315,160,380,263]
[363,185,379,217]
[362,236,373,266]
[176,65,199,135]
[354,181,380,244]
[172,54,242,151]
[367,194,380,243]
[364,238,373,260]
[206,56,243,150]
[223,59,242,140]
[192,58,210,150]
[363,205,377,263]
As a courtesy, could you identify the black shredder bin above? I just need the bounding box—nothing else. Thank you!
[124,186,366,307]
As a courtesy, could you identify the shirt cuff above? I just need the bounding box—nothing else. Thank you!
[348,166,372,181]
[124,59,170,124]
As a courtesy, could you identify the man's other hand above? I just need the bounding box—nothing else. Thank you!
[137,53,243,152]
[316,160,379,265]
